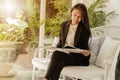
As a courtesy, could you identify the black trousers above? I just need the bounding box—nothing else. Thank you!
[115,52,120,80]
[44,50,89,80]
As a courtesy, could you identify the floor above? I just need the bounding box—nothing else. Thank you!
[0,63,33,80]
[0,71,33,80]
[0,55,71,80]
[0,76,17,80]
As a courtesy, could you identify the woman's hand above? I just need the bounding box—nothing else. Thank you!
[81,50,90,56]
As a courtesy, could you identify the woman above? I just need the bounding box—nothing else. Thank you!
[43,3,91,80]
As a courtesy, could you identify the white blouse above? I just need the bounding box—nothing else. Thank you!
[65,24,78,47]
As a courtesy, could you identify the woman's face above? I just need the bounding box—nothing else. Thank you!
[71,9,82,25]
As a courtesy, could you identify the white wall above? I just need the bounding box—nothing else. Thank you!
[83,0,120,26]
[105,0,120,26]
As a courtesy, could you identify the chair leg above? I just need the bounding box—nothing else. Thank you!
[32,66,36,80]
[62,75,66,80]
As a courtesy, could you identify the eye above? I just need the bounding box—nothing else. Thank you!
[73,14,78,17]
[72,14,81,18]
[77,16,81,19]
[72,14,76,16]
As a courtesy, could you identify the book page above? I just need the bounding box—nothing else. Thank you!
[46,48,84,54]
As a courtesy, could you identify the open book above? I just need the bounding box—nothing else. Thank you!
[39,46,84,54]
[40,47,84,54]
[54,48,84,54]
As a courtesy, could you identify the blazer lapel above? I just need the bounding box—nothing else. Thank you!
[63,21,71,46]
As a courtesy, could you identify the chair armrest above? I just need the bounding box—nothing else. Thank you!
[104,58,113,80]
[104,45,120,80]
[104,58,113,66]
[33,46,55,58]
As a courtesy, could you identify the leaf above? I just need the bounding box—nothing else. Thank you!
[88,0,118,28]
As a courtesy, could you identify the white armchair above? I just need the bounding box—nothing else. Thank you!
[32,26,120,80]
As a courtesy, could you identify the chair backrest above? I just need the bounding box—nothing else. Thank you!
[48,26,120,47]
[91,26,120,39]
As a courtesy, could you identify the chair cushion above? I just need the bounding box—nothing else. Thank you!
[61,65,104,80]
[89,37,101,64]
[95,36,120,68]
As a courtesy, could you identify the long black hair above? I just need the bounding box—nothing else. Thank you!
[71,3,91,37]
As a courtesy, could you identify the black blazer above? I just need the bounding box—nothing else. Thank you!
[57,20,90,50]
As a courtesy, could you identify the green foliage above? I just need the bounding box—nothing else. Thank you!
[0,23,25,41]
[45,0,71,38]
[25,0,40,43]
[88,0,118,28]
[0,0,40,44]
